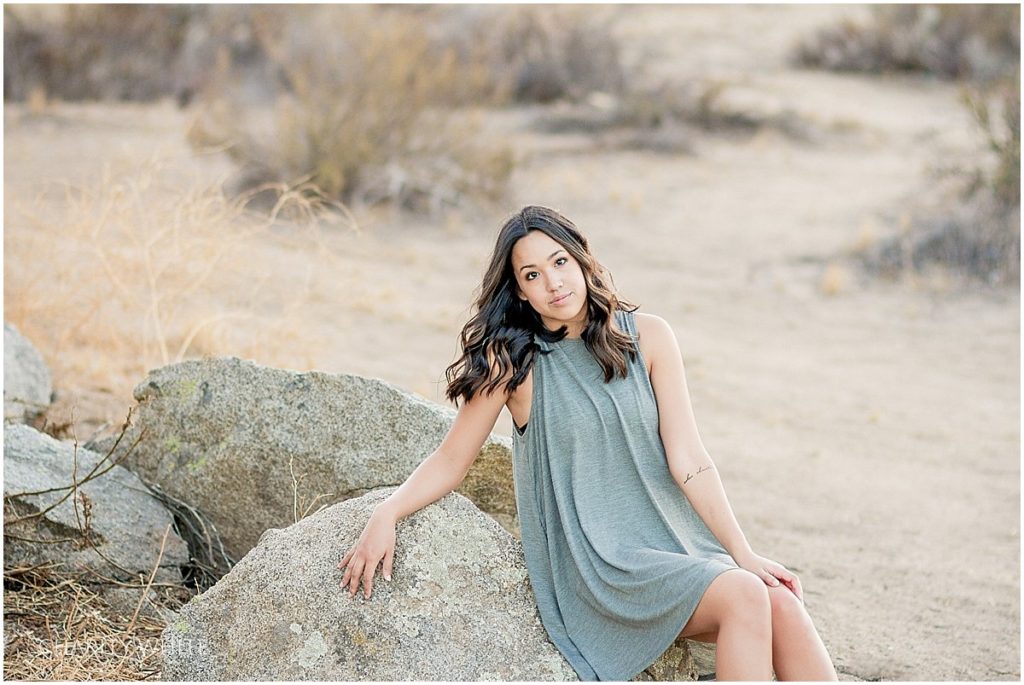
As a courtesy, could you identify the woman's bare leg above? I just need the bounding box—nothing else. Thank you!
[678,568,773,680]
[765,585,838,680]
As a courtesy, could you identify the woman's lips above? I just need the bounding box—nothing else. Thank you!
[551,292,572,305]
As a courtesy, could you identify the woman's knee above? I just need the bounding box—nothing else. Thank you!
[767,584,810,630]
[683,568,770,637]
[718,569,772,625]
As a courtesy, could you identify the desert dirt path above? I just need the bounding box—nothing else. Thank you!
[4,6,1018,681]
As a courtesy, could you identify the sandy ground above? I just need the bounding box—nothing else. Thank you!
[4,5,1019,681]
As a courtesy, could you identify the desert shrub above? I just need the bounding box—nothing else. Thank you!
[792,4,1019,85]
[960,74,1021,209]
[422,5,627,105]
[854,72,1020,287]
[4,5,622,211]
[3,4,191,102]
[5,5,628,108]
[858,196,1019,288]
[798,5,1021,287]
[187,5,516,214]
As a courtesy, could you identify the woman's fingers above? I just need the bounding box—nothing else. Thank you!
[788,572,804,602]
[339,553,386,599]
[362,560,377,598]
[382,547,394,582]
[767,563,804,603]
[344,557,365,595]
[778,565,802,593]
[338,548,353,570]
[757,565,780,587]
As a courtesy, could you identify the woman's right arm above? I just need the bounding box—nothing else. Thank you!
[338,374,510,599]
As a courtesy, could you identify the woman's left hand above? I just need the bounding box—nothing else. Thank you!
[735,551,804,603]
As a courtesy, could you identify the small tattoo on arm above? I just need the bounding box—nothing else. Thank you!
[682,464,712,485]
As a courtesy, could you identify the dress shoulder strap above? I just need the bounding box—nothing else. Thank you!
[613,308,641,351]
[614,308,636,334]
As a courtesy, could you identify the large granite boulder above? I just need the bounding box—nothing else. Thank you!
[85,357,516,561]
[4,322,53,424]
[163,488,701,681]
[4,424,190,583]
[163,487,576,680]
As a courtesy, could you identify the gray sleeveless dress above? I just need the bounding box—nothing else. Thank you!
[511,309,739,681]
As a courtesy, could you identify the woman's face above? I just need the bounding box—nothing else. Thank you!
[510,230,589,337]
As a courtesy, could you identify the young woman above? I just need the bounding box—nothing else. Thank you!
[338,205,838,681]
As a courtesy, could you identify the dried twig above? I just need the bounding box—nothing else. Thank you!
[4,409,147,525]
[144,482,234,589]
[127,524,171,633]
[5,406,172,583]
[288,455,335,522]
[299,492,334,520]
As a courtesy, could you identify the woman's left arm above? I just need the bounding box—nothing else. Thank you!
[639,314,803,600]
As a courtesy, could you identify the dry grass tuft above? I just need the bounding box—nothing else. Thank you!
[4,156,352,438]
[3,411,228,680]
[3,561,188,680]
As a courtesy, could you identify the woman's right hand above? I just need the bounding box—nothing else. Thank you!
[337,504,396,599]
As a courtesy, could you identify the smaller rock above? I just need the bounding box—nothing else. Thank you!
[4,323,53,424]
[4,424,190,584]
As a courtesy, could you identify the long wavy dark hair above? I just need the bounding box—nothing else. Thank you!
[445,205,639,406]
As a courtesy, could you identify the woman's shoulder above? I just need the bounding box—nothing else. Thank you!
[610,308,668,342]
[630,311,671,338]
[630,311,678,364]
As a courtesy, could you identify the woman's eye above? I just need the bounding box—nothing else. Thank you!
[524,258,565,281]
